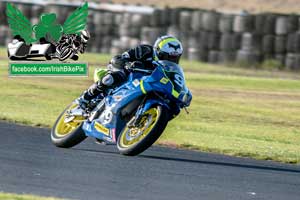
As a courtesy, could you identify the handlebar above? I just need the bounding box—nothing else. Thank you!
[130,68,153,74]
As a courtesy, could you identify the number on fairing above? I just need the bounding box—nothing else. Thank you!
[102,110,113,124]
[174,74,184,88]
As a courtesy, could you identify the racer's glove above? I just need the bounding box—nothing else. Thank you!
[182,90,192,108]
[125,61,153,74]
[78,96,89,110]
[108,55,128,70]
[124,61,143,70]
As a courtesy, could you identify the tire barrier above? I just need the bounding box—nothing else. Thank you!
[187,48,201,61]
[219,51,236,63]
[262,35,275,55]
[208,32,220,50]
[0,2,5,25]
[285,53,300,70]
[167,26,181,38]
[254,14,265,34]
[198,46,209,62]
[255,14,277,35]
[275,16,288,35]
[191,10,202,31]
[169,8,182,26]
[287,15,298,33]
[219,14,234,33]
[202,11,219,32]
[140,27,165,45]
[275,54,286,65]
[220,33,241,51]
[237,50,262,64]
[275,36,287,54]
[241,33,262,52]
[179,11,192,30]
[233,12,254,33]
[208,50,220,63]
[253,13,277,35]
[178,31,190,58]
[286,33,300,53]
[188,33,201,49]
[150,9,163,27]
[1,0,300,69]
[0,26,9,46]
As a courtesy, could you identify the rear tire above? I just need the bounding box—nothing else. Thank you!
[117,105,169,156]
[51,103,87,148]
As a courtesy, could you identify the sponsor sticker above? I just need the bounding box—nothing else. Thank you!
[113,95,123,102]
[132,79,140,87]
[160,77,169,84]
[94,122,110,136]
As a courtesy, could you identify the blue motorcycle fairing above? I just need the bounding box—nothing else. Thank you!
[82,72,147,143]
[82,120,116,143]
[82,60,191,144]
[140,64,190,107]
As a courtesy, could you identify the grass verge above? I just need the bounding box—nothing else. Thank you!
[0,48,300,164]
[0,192,63,200]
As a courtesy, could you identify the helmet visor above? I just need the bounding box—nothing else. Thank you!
[158,51,181,64]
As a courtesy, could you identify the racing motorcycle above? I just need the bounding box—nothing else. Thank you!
[55,33,88,61]
[51,60,192,156]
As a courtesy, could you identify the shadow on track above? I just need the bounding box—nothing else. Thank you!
[74,147,300,174]
[140,155,300,174]
[73,147,119,155]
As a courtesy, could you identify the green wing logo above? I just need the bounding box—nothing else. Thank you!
[6,3,35,44]
[6,2,88,44]
[62,2,88,35]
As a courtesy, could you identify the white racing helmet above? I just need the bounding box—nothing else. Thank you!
[80,29,90,43]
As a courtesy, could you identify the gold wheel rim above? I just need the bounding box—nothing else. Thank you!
[54,104,85,137]
[120,107,160,148]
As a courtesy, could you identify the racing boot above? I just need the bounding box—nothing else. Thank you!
[77,73,115,110]
[78,82,106,111]
[78,71,126,110]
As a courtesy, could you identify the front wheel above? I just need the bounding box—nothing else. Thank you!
[117,105,169,156]
[51,103,87,148]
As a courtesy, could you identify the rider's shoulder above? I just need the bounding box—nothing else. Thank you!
[130,44,153,52]
[138,44,153,48]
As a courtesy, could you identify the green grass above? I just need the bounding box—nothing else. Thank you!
[1,48,300,164]
[0,192,63,200]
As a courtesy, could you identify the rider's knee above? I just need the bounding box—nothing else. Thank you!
[101,74,114,86]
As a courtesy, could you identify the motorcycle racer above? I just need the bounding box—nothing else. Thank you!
[55,29,90,61]
[79,35,192,110]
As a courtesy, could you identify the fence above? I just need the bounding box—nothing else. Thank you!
[1,0,300,69]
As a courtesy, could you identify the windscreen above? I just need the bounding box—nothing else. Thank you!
[157,60,186,94]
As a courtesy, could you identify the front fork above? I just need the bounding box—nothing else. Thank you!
[127,97,175,128]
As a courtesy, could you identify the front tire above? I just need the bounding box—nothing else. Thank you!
[51,103,87,148]
[117,105,169,156]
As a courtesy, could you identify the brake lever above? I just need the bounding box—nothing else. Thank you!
[184,107,189,114]
[132,68,152,74]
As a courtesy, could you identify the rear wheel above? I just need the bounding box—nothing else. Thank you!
[117,105,168,156]
[51,103,87,148]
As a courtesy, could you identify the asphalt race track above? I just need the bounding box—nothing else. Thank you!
[0,121,300,200]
